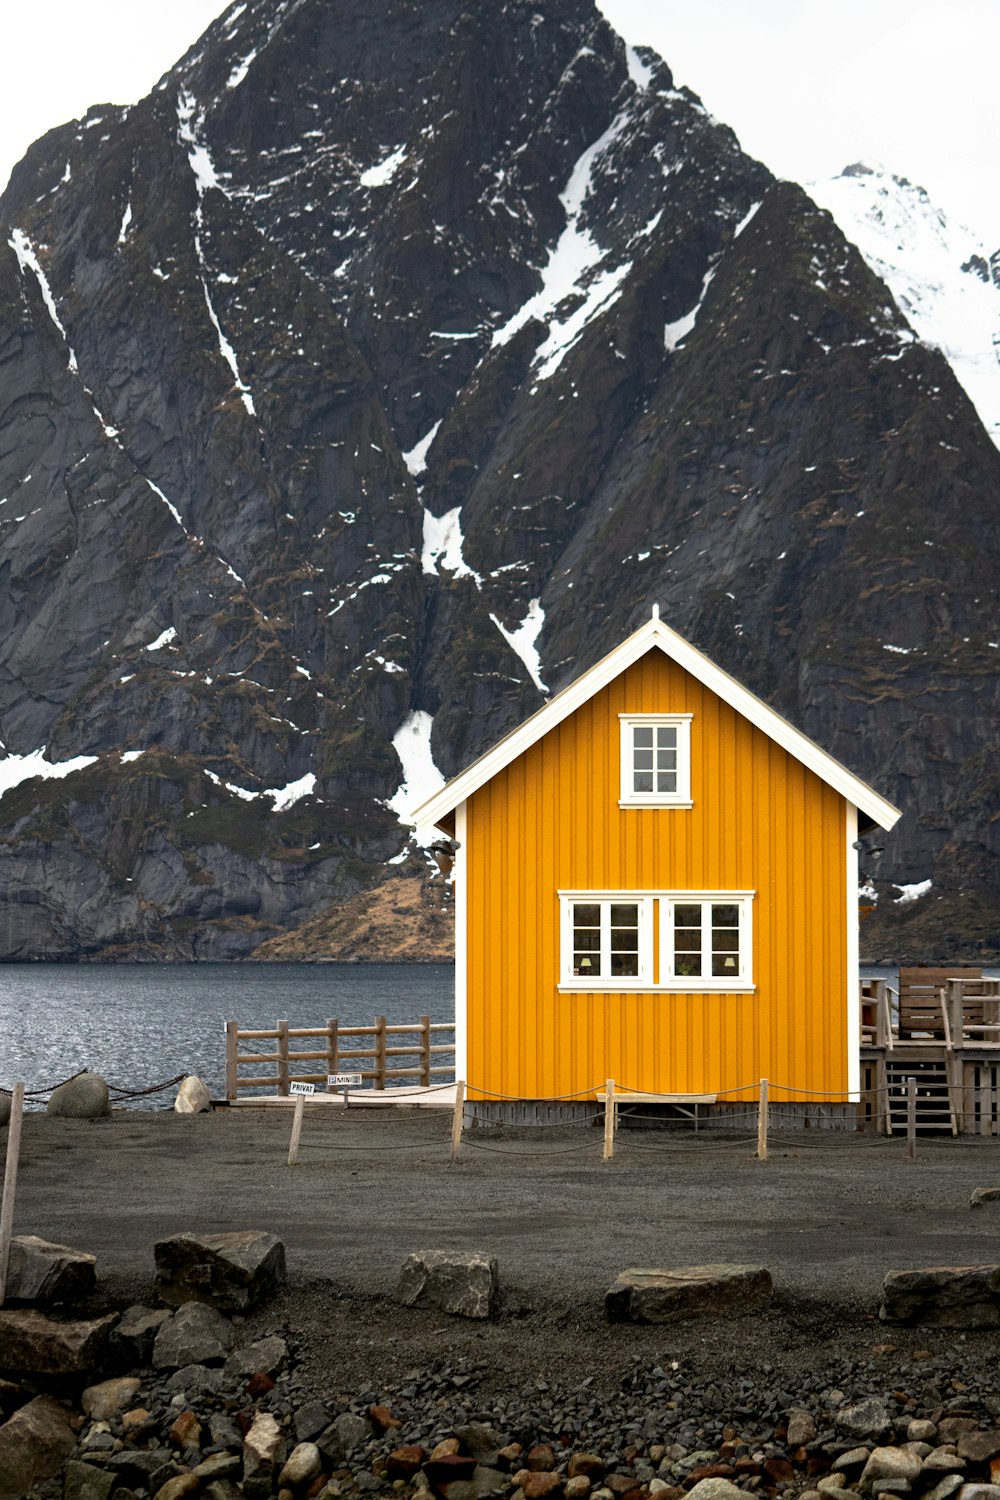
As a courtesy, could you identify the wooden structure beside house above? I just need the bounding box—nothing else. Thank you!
[415,608,903,1124]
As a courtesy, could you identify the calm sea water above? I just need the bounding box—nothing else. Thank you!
[0,963,455,1108]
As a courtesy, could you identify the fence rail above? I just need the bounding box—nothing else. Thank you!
[224,1016,455,1101]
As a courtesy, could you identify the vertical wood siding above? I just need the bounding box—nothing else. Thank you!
[464,650,848,1102]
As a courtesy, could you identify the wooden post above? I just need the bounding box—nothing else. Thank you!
[375,1015,387,1089]
[225,1021,239,1102]
[277,1019,290,1096]
[907,1075,917,1159]
[0,1084,25,1306]
[287,1094,305,1166]
[419,1015,431,1087]
[451,1080,466,1161]
[325,1019,339,1093]
[757,1078,769,1161]
[603,1079,615,1160]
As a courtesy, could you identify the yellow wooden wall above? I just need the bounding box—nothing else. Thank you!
[462,648,848,1101]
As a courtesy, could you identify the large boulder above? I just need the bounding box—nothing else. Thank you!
[395,1250,499,1320]
[174,1076,212,1114]
[880,1266,1000,1328]
[46,1072,111,1119]
[605,1264,773,1324]
[3,1235,96,1304]
[154,1230,286,1311]
[109,1304,174,1366]
[152,1302,236,1370]
[0,1395,76,1500]
[0,1309,116,1375]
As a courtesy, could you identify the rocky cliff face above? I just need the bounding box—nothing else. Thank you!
[0,0,997,961]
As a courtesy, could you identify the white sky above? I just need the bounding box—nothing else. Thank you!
[0,0,997,248]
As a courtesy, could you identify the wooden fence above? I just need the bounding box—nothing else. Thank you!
[224,1016,455,1101]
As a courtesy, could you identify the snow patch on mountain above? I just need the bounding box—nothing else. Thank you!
[811,163,1000,448]
[0,749,99,799]
[387,710,445,838]
[490,599,548,693]
[421,506,481,583]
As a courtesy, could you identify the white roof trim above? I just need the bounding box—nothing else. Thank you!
[413,616,902,832]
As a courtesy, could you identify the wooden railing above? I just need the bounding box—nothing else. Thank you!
[860,979,894,1051]
[224,1016,455,1101]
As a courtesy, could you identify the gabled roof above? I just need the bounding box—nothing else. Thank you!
[413,608,902,833]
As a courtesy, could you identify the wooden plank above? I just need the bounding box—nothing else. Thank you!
[604,1078,615,1160]
[325,1019,339,1093]
[906,1076,917,1159]
[277,1020,290,1096]
[451,1080,465,1161]
[287,1095,306,1166]
[420,1015,431,1088]
[225,1021,239,1101]
[375,1017,387,1090]
[757,1078,769,1161]
[0,1084,25,1306]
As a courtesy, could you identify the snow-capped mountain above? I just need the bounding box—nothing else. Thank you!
[811,162,1000,448]
[0,0,997,961]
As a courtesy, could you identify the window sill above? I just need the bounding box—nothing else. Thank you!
[618,800,694,810]
[558,982,756,994]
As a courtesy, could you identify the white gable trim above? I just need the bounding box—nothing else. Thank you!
[413,615,902,833]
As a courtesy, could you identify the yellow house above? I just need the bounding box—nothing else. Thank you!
[414,609,901,1113]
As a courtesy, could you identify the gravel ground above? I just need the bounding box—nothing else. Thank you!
[11,1106,1000,1399]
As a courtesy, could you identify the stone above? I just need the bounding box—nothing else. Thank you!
[787,1411,819,1446]
[836,1398,893,1441]
[47,1072,111,1118]
[396,1250,499,1320]
[518,1474,564,1500]
[152,1301,235,1369]
[155,1230,287,1311]
[244,1410,284,1484]
[280,1442,324,1486]
[334,1410,374,1452]
[567,1480,593,1500]
[925,1452,966,1474]
[957,1489,1000,1500]
[169,1408,204,1450]
[939,1422,981,1445]
[860,1448,924,1487]
[82,1375,143,1420]
[294,1400,330,1444]
[569,1455,605,1482]
[925,1480,965,1500]
[0,1394,77,1500]
[685,1482,747,1500]
[175,1075,212,1113]
[959,1435,1000,1464]
[880,1268,1000,1329]
[110,1304,174,1365]
[369,1403,401,1434]
[152,1477,202,1500]
[63,1460,119,1500]
[388,1446,428,1480]
[165,1362,224,1394]
[223,1334,289,1381]
[473,1466,509,1496]
[3,1235,97,1304]
[604,1265,773,1323]
[528,1444,556,1472]
[909,1421,939,1443]
[0,1308,115,1375]
[193,1453,243,1482]
[455,1423,503,1466]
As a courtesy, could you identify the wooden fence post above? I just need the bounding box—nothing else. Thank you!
[420,1015,431,1087]
[225,1022,238,1102]
[375,1016,387,1089]
[0,1084,25,1306]
[287,1094,306,1166]
[603,1079,615,1160]
[325,1019,339,1093]
[277,1019,290,1096]
[757,1078,769,1161]
[907,1075,917,1160]
[451,1080,466,1161]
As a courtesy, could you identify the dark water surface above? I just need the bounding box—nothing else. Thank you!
[0,963,455,1106]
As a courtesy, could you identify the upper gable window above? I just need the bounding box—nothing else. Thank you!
[619,715,692,807]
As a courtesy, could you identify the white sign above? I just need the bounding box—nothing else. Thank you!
[327,1073,362,1087]
[289,1081,316,1096]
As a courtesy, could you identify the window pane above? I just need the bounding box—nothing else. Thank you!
[610,904,638,926]
[712,953,740,976]
[655,749,676,769]
[574,952,601,976]
[634,750,654,770]
[712,904,739,926]
[674,930,700,952]
[656,771,678,792]
[674,954,702,976]
[610,929,638,951]
[712,928,739,951]
[633,727,653,747]
[611,952,639,976]
[674,905,701,927]
[573,904,600,926]
[655,726,677,749]
[633,772,653,792]
[573,929,600,952]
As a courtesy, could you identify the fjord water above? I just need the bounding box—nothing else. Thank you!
[0,963,455,1106]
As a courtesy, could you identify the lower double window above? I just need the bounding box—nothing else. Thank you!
[560,891,754,991]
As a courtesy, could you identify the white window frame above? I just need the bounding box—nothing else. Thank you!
[619,714,693,808]
[660,893,754,991]
[559,894,653,989]
[558,890,754,993]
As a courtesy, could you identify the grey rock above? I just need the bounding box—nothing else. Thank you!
[210,1411,245,1450]
[154,1229,287,1311]
[174,1074,212,1113]
[455,1423,504,1466]
[81,1375,142,1420]
[685,1481,747,1500]
[193,1452,244,1482]
[836,1399,893,1441]
[473,1466,511,1496]
[2,1234,97,1304]
[62,1459,119,1500]
[925,1479,966,1500]
[109,1304,174,1365]
[861,1448,924,1487]
[957,1489,1000,1500]
[165,1361,224,1394]
[0,1308,115,1375]
[223,1334,289,1380]
[46,1072,111,1118]
[243,1409,284,1485]
[295,1399,330,1443]
[335,1410,375,1453]
[152,1301,235,1369]
[0,1394,77,1500]
[881,1267,1000,1328]
[926,1452,967,1474]
[605,1264,773,1324]
[871,1484,913,1497]
[355,1474,382,1493]
[787,1409,819,1446]
[909,1421,939,1443]
[396,1250,500,1320]
[280,1441,324,1486]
